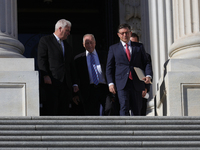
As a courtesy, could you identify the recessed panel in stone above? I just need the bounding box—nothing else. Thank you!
[0,83,26,116]
[182,84,200,116]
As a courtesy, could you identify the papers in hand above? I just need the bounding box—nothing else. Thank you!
[133,67,152,84]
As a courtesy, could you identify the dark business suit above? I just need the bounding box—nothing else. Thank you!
[74,50,110,115]
[38,34,75,115]
[141,53,153,116]
[106,41,153,116]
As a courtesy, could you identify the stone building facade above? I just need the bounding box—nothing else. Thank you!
[0,0,200,116]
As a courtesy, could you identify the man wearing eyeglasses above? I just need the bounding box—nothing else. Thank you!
[106,23,153,116]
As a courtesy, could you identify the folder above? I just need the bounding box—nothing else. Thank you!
[133,67,152,84]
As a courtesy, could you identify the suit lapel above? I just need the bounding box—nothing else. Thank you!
[131,42,137,61]
[118,42,129,61]
[118,42,131,63]
[51,35,65,56]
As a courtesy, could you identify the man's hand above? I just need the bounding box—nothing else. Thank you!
[142,76,151,84]
[44,76,52,84]
[73,85,79,93]
[142,88,147,98]
[72,96,80,105]
[109,84,116,94]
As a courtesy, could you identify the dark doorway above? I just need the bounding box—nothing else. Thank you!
[17,0,119,61]
[17,0,119,116]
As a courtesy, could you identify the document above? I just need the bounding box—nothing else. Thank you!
[133,67,152,84]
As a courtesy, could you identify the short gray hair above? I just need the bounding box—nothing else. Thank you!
[55,19,71,31]
[83,34,96,43]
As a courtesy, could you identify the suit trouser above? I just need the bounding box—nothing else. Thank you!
[104,93,120,116]
[41,83,71,116]
[117,79,142,116]
[141,98,147,116]
[83,84,108,116]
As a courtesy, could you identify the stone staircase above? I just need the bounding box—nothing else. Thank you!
[0,116,200,150]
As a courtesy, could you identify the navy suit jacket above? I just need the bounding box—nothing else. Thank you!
[106,41,153,91]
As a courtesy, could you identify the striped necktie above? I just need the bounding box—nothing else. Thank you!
[90,53,99,85]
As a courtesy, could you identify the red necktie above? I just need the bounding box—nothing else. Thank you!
[126,44,133,80]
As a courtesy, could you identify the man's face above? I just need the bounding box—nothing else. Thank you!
[60,26,71,40]
[83,35,96,53]
[130,37,139,42]
[117,27,132,43]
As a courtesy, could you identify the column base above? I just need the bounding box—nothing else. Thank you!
[0,58,39,116]
[156,59,200,116]
[169,33,200,59]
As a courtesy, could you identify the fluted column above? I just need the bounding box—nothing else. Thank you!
[0,0,24,58]
[169,0,200,58]
[148,0,173,95]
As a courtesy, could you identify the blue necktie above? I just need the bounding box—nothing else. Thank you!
[90,53,99,85]
[59,40,65,56]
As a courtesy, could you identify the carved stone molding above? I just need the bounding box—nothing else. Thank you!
[119,0,141,37]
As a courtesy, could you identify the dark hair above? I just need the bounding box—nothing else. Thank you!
[131,33,139,41]
[117,23,131,32]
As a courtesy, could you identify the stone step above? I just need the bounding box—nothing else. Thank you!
[0,135,199,141]
[0,141,199,147]
[0,116,199,149]
[1,116,200,120]
[0,119,200,125]
[0,124,200,130]
[0,148,199,150]
[1,130,200,136]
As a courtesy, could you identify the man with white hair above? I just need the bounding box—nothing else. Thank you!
[38,19,78,115]
[74,34,114,115]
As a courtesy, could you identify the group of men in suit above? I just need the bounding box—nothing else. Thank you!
[37,19,153,116]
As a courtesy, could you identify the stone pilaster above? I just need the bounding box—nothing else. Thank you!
[0,0,39,116]
[156,0,200,116]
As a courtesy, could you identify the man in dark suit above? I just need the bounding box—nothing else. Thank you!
[106,23,153,116]
[37,19,78,116]
[74,34,111,115]
[130,33,153,116]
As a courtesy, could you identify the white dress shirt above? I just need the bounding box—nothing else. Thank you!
[53,33,65,55]
[120,40,132,55]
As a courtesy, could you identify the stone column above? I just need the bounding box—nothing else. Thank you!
[147,0,174,116]
[0,0,25,58]
[148,0,173,94]
[169,0,200,58]
[156,0,200,116]
[0,0,39,116]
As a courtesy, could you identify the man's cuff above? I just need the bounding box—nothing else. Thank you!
[108,83,114,87]
[146,75,152,79]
